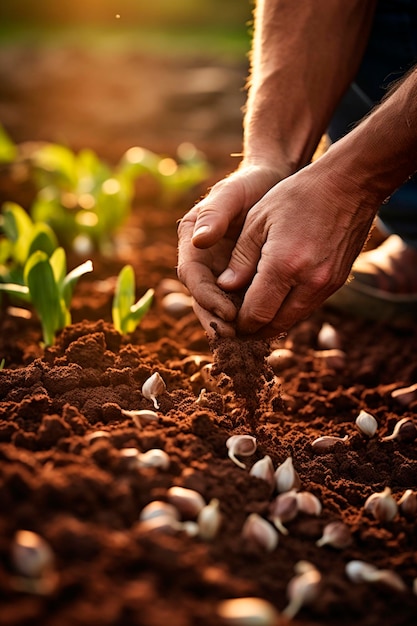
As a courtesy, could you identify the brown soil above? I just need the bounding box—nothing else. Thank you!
[1,45,417,626]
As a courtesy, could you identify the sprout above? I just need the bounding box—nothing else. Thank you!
[269,490,298,534]
[112,264,154,334]
[382,418,417,442]
[121,408,159,428]
[311,434,349,453]
[142,372,166,409]
[283,562,322,619]
[226,435,257,469]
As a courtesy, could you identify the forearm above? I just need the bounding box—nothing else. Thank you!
[243,0,377,176]
[319,67,417,211]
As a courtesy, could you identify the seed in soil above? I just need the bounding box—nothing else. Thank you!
[282,562,322,619]
[316,521,353,549]
[364,486,398,522]
[242,513,279,552]
[274,456,300,493]
[226,435,257,469]
[141,372,166,409]
[355,410,378,437]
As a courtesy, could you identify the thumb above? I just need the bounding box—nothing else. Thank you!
[216,229,262,290]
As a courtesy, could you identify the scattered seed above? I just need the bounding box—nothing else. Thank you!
[181,520,200,537]
[355,410,378,437]
[274,456,300,493]
[12,530,54,578]
[317,322,341,350]
[316,521,352,549]
[226,435,257,469]
[346,560,406,592]
[311,434,349,453]
[137,449,170,469]
[249,455,275,488]
[267,348,296,373]
[398,489,417,518]
[121,408,159,427]
[382,417,417,442]
[269,490,298,534]
[345,560,378,583]
[391,382,417,406]
[197,498,222,541]
[295,491,322,516]
[364,486,398,522]
[166,486,206,518]
[142,372,166,409]
[217,597,279,626]
[137,514,181,534]
[139,501,180,523]
[313,349,347,370]
[283,562,322,619]
[161,292,194,318]
[85,430,110,444]
[241,513,279,552]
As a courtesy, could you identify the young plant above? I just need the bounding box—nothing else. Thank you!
[0,202,58,288]
[112,264,153,335]
[0,247,93,346]
[0,124,17,163]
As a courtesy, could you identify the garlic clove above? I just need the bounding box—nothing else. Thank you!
[283,566,322,619]
[269,490,298,534]
[139,501,180,523]
[197,498,222,541]
[364,486,398,522]
[398,489,417,518]
[274,456,300,493]
[161,292,193,318]
[12,530,54,578]
[137,514,181,534]
[316,521,352,549]
[355,410,378,437]
[317,322,341,350]
[382,417,417,442]
[345,560,379,583]
[249,455,275,488]
[121,408,159,427]
[180,520,200,537]
[166,486,206,519]
[311,434,349,453]
[226,435,257,469]
[295,491,322,516]
[137,449,170,469]
[241,513,279,552]
[267,348,296,373]
[217,597,279,626]
[141,372,166,409]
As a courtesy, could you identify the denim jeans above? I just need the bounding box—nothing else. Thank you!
[327,0,417,248]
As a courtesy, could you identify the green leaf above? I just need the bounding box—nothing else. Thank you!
[28,223,58,258]
[24,250,61,346]
[112,264,135,334]
[31,143,78,188]
[61,259,93,308]
[0,125,17,163]
[49,247,67,288]
[125,288,154,333]
[2,202,32,243]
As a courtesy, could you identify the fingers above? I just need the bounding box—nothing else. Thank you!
[192,301,236,339]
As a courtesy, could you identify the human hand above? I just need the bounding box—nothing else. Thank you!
[177,164,282,337]
[215,159,377,338]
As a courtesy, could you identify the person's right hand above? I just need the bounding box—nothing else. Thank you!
[177,164,283,337]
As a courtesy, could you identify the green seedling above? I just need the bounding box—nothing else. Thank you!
[29,143,137,254]
[0,202,58,296]
[0,358,5,370]
[0,247,93,346]
[112,264,154,335]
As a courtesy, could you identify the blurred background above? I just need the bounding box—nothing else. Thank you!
[0,0,253,161]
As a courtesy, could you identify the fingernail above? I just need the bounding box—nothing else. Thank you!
[192,225,210,240]
[218,268,235,286]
